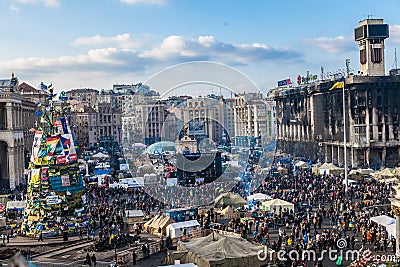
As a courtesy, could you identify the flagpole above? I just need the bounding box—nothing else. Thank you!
[343,79,348,192]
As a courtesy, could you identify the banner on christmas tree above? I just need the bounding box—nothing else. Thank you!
[61,174,70,187]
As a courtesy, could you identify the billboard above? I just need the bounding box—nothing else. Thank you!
[189,119,205,135]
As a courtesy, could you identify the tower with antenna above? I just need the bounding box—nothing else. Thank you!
[390,48,400,76]
[354,18,389,76]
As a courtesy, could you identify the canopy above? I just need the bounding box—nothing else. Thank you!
[262,199,294,213]
[318,163,344,175]
[169,232,265,267]
[166,220,200,238]
[295,161,308,168]
[143,215,174,235]
[247,193,272,202]
[349,168,373,175]
[373,168,395,179]
[6,201,26,210]
[370,215,396,237]
[125,210,144,218]
[213,192,247,208]
[217,206,235,215]
[168,220,200,230]
[319,162,337,169]
[92,152,109,158]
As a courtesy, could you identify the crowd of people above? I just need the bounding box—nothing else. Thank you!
[227,164,396,266]
[1,145,399,267]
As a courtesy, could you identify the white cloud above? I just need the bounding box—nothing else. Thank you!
[2,48,143,72]
[4,34,301,72]
[120,0,166,5]
[389,24,400,44]
[304,35,356,53]
[0,35,302,90]
[72,34,149,49]
[12,0,60,7]
[9,4,20,11]
[141,35,301,64]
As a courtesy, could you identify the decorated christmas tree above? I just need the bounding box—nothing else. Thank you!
[21,84,90,238]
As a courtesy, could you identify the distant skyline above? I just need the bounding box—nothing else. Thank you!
[0,0,399,95]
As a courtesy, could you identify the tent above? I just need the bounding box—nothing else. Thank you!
[92,152,109,158]
[169,232,266,267]
[125,210,144,222]
[262,199,294,214]
[166,220,200,238]
[318,163,344,176]
[213,192,247,208]
[349,168,373,176]
[217,206,235,215]
[6,201,26,211]
[295,161,308,169]
[373,168,395,179]
[370,215,396,237]
[247,193,272,202]
[144,215,174,235]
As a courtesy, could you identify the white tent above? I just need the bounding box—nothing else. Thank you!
[370,215,396,237]
[92,152,109,158]
[318,163,344,175]
[295,161,308,169]
[166,220,200,239]
[125,210,144,218]
[262,199,294,214]
[119,177,144,188]
[6,201,26,211]
[247,193,272,202]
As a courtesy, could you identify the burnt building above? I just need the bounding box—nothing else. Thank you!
[268,19,400,168]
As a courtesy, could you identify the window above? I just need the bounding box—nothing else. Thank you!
[360,49,367,64]
[371,48,382,63]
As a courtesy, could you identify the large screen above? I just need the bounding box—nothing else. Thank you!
[189,119,205,135]
[354,24,389,40]
[354,26,365,40]
[368,24,389,38]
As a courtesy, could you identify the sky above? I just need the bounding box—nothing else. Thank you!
[0,0,399,96]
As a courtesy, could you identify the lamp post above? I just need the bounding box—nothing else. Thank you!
[84,155,90,183]
[342,81,349,192]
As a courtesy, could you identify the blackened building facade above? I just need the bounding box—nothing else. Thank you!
[268,18,400,168]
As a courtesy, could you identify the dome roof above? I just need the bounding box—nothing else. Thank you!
[144,141,176,155]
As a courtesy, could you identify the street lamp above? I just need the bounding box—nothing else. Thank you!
[84,155,90,182]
